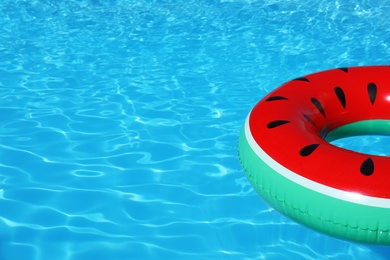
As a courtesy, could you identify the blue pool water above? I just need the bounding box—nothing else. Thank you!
[1,0,390,259]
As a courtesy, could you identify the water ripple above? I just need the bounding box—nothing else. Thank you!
[1,0,390,259]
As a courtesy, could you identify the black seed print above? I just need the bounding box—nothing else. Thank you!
[299,144,319,157]
[293,77,310,82]
[303,114,315,125]
[338,67,348,73]
[311,98,326,117]
[267,120,290,128]
[266,96,288,102]
[334,87,346,108]
[360,158,374,176]
[367,83,377,105]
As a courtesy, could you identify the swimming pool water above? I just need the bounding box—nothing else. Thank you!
[1,0,390,259]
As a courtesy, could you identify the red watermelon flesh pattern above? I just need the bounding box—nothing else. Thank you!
[249,66,390,198]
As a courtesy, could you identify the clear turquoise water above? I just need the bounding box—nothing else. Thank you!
[0,0,390,259]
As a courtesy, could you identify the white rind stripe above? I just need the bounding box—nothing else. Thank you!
[244,112,390,208]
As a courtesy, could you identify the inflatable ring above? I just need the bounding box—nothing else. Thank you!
[238,66,390,244]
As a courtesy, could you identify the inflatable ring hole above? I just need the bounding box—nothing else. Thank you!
[325,119,390,156]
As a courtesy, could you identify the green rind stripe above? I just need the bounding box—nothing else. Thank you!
[238,125,390,244]
[326,119,390,142]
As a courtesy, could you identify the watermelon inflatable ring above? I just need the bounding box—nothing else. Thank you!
[238,66,390,244]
